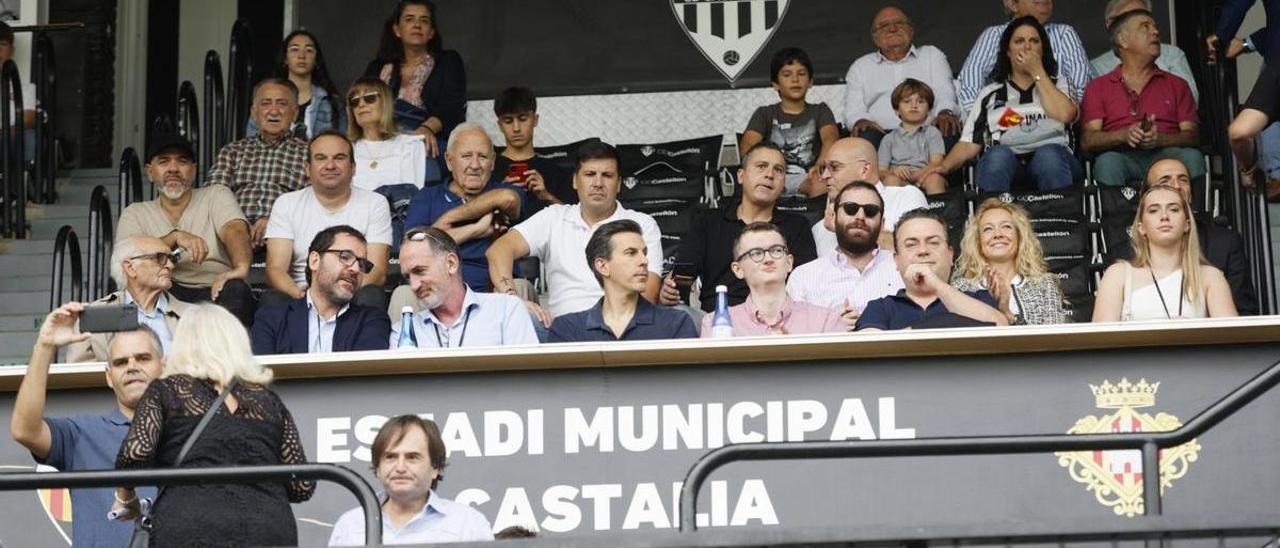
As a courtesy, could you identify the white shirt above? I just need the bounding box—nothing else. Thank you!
[389,287,539,348]
[353,134,428,192]
[123,290,173,355]
[843,44,958,129]
[814,181,927,258]
[265,186,393,285]
[787,248,904,311]
[328,491,494,546]
[306,291,350,353]
[513,202,664,318]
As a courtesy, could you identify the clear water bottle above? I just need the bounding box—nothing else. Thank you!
[396,306,418,350]
[710,285,734,338]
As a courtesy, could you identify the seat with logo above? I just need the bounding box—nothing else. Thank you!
[616,135,725,271]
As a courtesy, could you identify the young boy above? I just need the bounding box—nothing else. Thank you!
[491,87,575,217]
[878,78,947,195]
[740,48,839,198]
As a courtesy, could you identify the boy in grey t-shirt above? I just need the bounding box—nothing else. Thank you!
[878,78,947,195]
[741,47,839,197]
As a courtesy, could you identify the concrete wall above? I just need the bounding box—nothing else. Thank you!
[177,0,235,122]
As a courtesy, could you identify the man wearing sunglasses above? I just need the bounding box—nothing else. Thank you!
[67,236,194,362]
[252,225,391,354]
[116,133,256,326]
[812,137,927,258]
[264,131,393,311]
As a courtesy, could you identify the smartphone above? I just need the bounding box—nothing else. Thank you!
[506,163,531,186]
[79,304,140,333]
[672,261,696,289]
[1139,114,1154,132]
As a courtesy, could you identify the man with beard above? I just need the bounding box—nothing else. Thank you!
[251,225,391,354]
[660,142,816,314]
[12,304,160,548]
[788,181,905,330]
[67,236,193,362]
[857,210,1008,330]
[391,226,537,348]
[813,138,927,257]
[116,134,256,325]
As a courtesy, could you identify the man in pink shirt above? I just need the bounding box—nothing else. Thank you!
[701,222,843,337]
[1081,8,1202,187]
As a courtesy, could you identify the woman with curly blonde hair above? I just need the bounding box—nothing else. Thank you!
[952,198,1070,324]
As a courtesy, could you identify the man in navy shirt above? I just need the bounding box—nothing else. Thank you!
[402,123,526,291]
[550,219,698,342]
[856,210,1007,330]
[11,302,160,548]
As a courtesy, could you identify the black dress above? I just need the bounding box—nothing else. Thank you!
[115,375,315,547]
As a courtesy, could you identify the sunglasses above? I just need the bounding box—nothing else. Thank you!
[320,249,374,274]
[404,227,453,249]
[838,201,882,218]
[348,92,379,107]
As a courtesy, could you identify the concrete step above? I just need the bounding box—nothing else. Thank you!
[0,289,54,314]
[31,203,95,221]
[0,238,90,257]
[31,218,91,241]
[0,273,68,293]
[59,187,120,206]
[0,330,37,355]
[0,312,45,333]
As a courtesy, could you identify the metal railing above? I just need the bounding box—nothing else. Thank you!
[31,32,56,205]
[226,19,253,142]
[48,225,81,310]
[0,464,382,546]
[0,59,26,239]
[176,80,200,185]
[203,50,226,174]
[117,147,143,215]
[87,185,113,300]
[679,356,1280,532]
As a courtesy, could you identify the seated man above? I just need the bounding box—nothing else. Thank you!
[11,304,160,548]
[702,221,843,336]
[1081,9,1203,187]
[404,123,526,291]
[1089,0,1198,104]
[789,181,905,329]
[251,225,391,355]
[392,227,538,348]
[329,415,494,545]
[660,143,816,314]
[857,210,1008,330]
[264,131,392,310]
[116,134,255,325]
[487,140,662,326]
[490,86,576,218]
[549,220,698,342]
[844,6,962,148]
[207,77,309,247]
[956,0,1092,111]
[67,236,192,362]
[813,137,927,256]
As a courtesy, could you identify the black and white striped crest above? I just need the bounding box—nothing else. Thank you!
[671,0,790,84]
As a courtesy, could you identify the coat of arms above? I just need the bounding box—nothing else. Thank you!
[670,0,790,84]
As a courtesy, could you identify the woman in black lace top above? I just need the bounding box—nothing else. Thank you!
[112,303,314,547]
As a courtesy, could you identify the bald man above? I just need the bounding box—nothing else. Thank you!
[813,137,927,257]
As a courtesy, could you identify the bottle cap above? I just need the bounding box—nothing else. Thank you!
[715,285,728,292]
[401,306,414,314]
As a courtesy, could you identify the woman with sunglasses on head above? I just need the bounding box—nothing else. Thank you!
[248,29,346,139]
[1093,186,1237,322]
[952,198,1070,325]
[364,0,465,183]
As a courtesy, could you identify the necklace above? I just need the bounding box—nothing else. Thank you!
[356,139,401,172]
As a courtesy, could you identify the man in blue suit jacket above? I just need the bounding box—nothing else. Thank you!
[252,225,391,354]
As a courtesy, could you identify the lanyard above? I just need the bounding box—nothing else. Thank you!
[432,308,473,348]
[1149,269,1184,319]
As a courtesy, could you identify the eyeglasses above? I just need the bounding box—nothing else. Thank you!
[820,158,869,176]
[128,251,178,267]
[348,92,379,107]
[838,201,883,218]
[320,249,374,273]
[735,244,790,263]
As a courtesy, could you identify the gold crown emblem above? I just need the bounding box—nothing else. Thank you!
[1089,378,1159,409]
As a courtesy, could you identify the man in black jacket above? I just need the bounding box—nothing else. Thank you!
[251,225,391,354]
[1143,158,1258,315]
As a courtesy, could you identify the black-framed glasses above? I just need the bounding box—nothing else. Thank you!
[128,251,178,267]
[348,92,379,107]
[320,249,374,273]
[735,244,790,263]
[838,201,883,218]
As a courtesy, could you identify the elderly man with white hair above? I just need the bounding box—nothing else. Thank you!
[66,235,193,362]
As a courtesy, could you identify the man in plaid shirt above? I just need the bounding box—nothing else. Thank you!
[207,77,310,247]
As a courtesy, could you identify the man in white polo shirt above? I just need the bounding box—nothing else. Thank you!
[813,137,926,256]
[486,140,663,337]
[264,130,393,310]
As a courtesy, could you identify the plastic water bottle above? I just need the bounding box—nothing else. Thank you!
[396,306,418,350]
[710,285,734,338]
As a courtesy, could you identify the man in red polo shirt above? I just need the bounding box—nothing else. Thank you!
[1080,8,1201,187]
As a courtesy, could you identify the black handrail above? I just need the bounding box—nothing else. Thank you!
[176,80,200,185]
[203,50,226,173]
[0,59,26,239]
[48,225,82,311]
[226,19,253,142]
[0,464,382,546]
[117,147,143,215]
[87,185,113,300]
[679,356,1280,532]
[31,32,55,204]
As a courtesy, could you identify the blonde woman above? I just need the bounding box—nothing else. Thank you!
[347,77,427,193]
[952,198,1070,325]
[111,303,314,547]
[1093,186,1237,321]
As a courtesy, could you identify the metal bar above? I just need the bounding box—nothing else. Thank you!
[0,464,382,546]
[48,225,82,310]
[7,60,27,239]
[679,356,1280,532]
[177,81,200,185]
[227,20,253,142]
[203,51,225,175]
[8,22,86,33]
[1142,440,1161,516]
